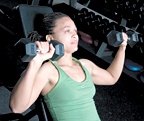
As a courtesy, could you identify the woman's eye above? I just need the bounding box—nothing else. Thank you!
[65,29,71,33]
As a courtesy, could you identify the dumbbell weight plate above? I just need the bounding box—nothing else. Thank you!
[107,30,123,47]
[49,40,64,61]
[126,30,139,48]
[14,38,37,62]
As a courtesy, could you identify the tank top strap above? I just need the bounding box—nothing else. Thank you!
[72,57,92,80]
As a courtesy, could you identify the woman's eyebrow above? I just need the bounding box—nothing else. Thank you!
[63,26,70,29]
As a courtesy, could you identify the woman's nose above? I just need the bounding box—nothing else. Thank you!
[72,30,78,38]
[72,34,78,40]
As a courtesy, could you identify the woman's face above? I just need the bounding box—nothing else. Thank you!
[52,16,79,53]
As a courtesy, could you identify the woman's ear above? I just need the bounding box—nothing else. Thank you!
[46,35,54,42]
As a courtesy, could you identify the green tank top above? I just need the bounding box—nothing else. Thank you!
[43,58,101,121]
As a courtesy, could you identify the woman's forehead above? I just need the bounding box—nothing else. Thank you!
[55,17,75,27]
[52,17,77,33]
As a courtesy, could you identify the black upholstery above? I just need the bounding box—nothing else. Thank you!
[17,4,53,37]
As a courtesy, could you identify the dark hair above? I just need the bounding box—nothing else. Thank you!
[34,12,69,38]
[43,12,69,34]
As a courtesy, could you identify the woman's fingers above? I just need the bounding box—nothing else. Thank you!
[34,41,55,61]
[121,32,128,46]
[35,41,49,53]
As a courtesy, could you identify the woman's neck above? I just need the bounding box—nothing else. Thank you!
[56,54,75,66]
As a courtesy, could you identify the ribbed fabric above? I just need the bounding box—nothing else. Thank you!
[43,58,101,121]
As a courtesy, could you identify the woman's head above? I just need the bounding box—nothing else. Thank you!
[34,12,79,53]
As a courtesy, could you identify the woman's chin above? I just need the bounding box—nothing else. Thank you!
[71,47,78,53]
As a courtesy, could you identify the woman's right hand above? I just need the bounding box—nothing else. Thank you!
[120,32,128,47]
[33,41,55,62]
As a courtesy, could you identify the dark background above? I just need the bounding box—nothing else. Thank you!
[0,0,144,121]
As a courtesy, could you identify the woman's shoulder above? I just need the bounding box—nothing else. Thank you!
[79,58,98,71]
[40,60,58,73]
[78,58,93,69]
[79,58,93,65]
[40,60,59,84]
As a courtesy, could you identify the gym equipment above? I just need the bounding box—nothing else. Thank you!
[15,37,64,62]
[107,30,123,47]
[124,59,143,72]
[138,71,144,83]
[126,30,139,48]
[13,4,64,62]
[17,4,53,38]
[107,30,139,47]
[0,95,53,121]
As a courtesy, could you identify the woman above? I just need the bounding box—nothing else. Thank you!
[10,12,128,121]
